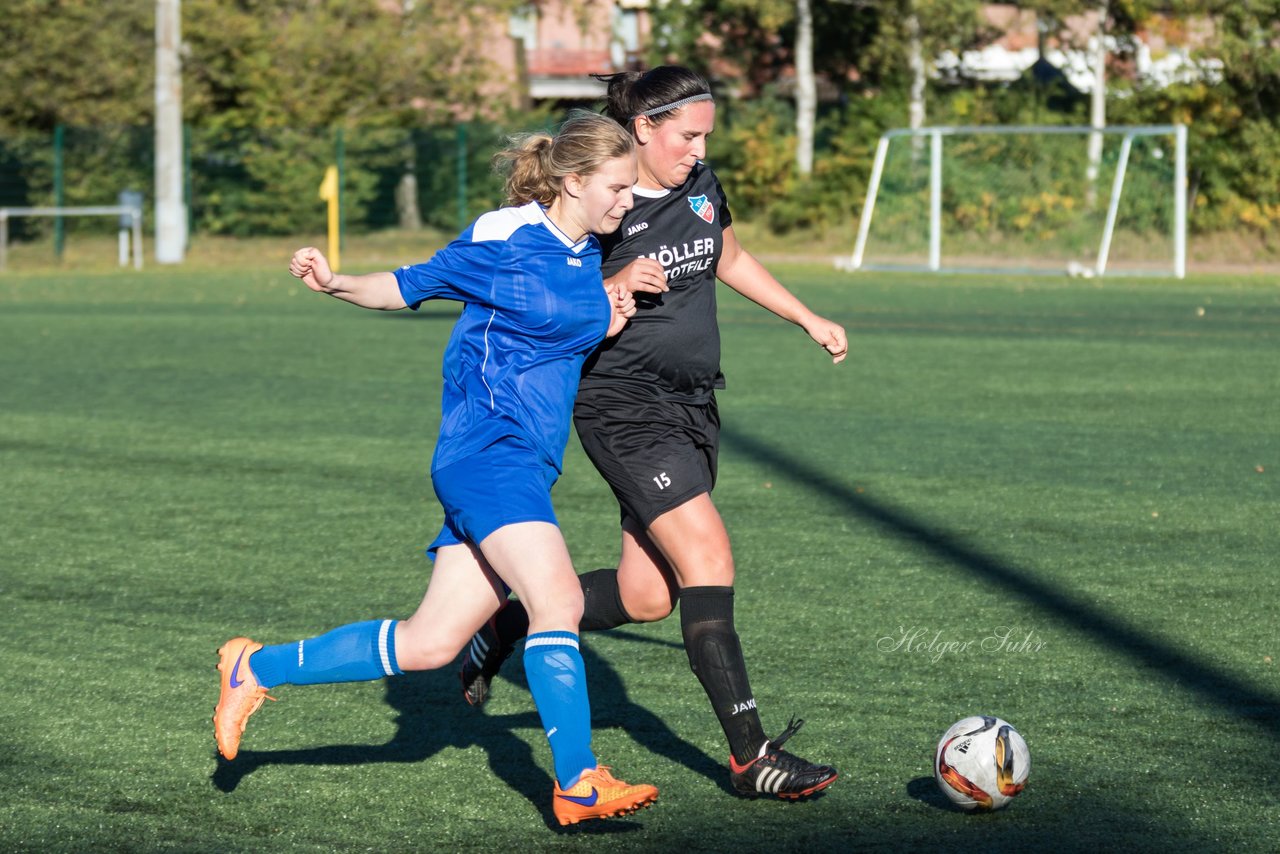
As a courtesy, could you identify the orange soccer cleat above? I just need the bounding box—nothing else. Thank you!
[552,765,658,826]
[213,637,275,760]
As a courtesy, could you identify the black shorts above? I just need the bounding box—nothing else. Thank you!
[573,385,720,528]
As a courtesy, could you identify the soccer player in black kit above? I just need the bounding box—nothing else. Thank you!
[462,66,849,799]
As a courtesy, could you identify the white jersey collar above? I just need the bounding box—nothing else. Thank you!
[634,161,704,199]
[524,201,590,252]
[633,185,671,199]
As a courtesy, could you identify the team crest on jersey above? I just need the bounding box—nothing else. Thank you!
[688,194,715,224]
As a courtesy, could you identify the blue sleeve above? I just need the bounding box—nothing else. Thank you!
[392,234,503,310]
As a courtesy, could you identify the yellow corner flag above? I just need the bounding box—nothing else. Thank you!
[319,165,340,272]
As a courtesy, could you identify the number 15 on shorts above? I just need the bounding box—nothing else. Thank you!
[652,471,672,490]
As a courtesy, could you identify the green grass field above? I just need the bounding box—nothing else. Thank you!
[1,260,1277,852]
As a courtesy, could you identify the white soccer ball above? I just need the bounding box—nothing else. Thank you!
[934,715,1030,811]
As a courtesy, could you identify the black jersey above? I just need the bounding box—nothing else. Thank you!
[581,163,732,403]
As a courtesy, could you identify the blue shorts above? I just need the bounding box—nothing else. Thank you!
[427,438,561,556]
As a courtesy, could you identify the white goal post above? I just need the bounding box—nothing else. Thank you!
[0,205,144,271]
[840,124,1187,279]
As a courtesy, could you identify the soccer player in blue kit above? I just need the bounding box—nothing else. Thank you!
[212,114,658,826]
[461,67,848,800]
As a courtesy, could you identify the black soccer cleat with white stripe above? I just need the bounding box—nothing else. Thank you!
[729,717,838,799]
[459,619,514,707]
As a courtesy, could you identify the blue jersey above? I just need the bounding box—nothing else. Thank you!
[394,201,611,475]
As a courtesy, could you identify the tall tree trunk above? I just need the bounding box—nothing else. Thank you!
[396,147,422,231]
[1086,0,1108,209]
[397,1,424,229]
[795,0,816,176]
[907,7,925,131]
[907,5,926,160]
[509,7,533,112]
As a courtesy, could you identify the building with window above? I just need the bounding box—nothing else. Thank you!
[502,1,652,106]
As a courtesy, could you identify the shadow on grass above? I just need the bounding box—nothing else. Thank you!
[582,632,739,799]
[210,636,723,833]
[721,426,1280,741]
[906,775,964,812]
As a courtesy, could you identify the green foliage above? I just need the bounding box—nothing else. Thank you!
[1101,2,1280,246]
[0,126,152,240]
[711,101,798,217]
[0,1,152,130]
[646,0,882,93]
[185,110,556,236]
[2,2,1279,250]
[0,1,516,135]
[709,94,896,234]
[182,0,512,128]
[188,127,338,237]
[859,125,1181,268]
[0,133,54,238]
[349,122,527,234]
[858,0,992,89]
[0,0,542,238]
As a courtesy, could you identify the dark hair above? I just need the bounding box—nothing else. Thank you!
[493,111,634,207]
[593,66,712,129]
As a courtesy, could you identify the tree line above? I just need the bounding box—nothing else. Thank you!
[1,1,1276,246]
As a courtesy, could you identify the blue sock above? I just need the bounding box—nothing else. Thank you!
[524,631,596,789]
[249,619,402,688]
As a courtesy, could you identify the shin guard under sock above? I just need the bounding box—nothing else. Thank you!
[679,586,768,765]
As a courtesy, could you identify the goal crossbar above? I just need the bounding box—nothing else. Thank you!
[0,205,144,271]
[842,124,1187,279]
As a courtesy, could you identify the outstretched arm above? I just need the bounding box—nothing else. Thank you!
[289,247,408,311]
[716,226,848,364]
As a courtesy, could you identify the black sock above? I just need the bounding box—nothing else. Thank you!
[679,585,768,765]
[491,568,632,648]
[493,598,529,648]
[579,568,634,632]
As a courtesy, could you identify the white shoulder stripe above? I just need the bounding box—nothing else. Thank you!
[470,201,589,252]
[470,205,536,243]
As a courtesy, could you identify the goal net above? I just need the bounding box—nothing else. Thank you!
[841,125,1187,278]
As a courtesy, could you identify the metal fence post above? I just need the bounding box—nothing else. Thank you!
[336,127,345,256]
[54,125,65,260]
[457,123,468,229]
[929,128,942,272]
[183,123,193,247]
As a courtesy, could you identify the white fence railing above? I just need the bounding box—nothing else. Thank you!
[0,205,144,271]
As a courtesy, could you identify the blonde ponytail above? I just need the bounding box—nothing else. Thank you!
[493,133,558,207]
[494,112,634,207]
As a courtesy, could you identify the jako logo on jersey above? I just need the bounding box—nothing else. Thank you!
[688,194,715,223]
[627,221,649,236]
[566,256,582,267]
